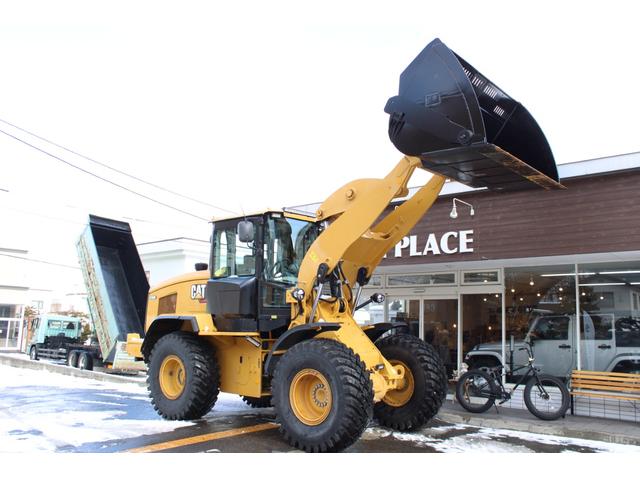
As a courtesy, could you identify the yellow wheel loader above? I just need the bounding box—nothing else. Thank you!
[115,38,563,452]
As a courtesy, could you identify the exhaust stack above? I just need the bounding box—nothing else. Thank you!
[385,38,562,191]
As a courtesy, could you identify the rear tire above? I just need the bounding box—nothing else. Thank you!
[78,352,94,371]
[456,370,496,413]
[374,334,446,431]
[67,350,80,368]
[523,374,570,421]
[242,396,272,408]
[148,332,220,420]
[272,339,373,453]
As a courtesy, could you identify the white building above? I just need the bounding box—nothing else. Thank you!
[138,237,210,286]
[0,247,28,350]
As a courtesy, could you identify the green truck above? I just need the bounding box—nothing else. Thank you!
[26,314,98,369]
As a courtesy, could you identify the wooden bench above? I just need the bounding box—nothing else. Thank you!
[569,370,640,415]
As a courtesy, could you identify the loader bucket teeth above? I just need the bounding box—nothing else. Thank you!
[385,38,562,191]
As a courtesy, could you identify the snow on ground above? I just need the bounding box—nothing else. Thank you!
[0,364,251,453]
[363,424,640,453]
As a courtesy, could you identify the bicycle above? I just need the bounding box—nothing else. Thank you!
[455,343,570,421]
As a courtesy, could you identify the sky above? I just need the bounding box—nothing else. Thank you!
[1,1,639,296]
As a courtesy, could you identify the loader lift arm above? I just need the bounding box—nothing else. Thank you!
[292,155,446,326]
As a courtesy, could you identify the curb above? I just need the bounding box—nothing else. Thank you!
[0,353,146,385]
[436,409,640,446]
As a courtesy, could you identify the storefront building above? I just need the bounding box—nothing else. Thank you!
[352,152,640,421]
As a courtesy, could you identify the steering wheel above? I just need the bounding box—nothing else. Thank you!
[270,260,299,280]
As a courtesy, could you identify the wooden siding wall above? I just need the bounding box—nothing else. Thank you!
[380,171,640,267]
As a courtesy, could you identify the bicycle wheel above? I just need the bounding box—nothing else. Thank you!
[523,374,570,421]
[455,370,497,413]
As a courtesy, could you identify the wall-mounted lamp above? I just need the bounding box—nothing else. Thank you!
[450,198,475,219]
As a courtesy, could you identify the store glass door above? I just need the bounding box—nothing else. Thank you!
[422,298,458,377]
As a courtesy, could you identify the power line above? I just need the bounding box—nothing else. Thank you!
[0,117,239,215]
[0,127,212,222]
[2,198,206,232]
[0,252,79,270]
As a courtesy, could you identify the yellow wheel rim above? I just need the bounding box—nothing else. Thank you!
[383,360,415,407]
[289,369,332,426]
[159,355,186,400]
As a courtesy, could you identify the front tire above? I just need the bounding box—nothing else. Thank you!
[456,370,496,413]
[272,339,373,453]
[148,332,220,420]
[374,334,447,431]
[29,346,39,361]
[523,374,570,421]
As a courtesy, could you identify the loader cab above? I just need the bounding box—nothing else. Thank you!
[206,211,320,334]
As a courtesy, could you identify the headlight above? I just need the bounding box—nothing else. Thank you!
[371,293,385,304]
[292,288,305,301]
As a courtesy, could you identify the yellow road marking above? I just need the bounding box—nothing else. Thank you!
[127,422,279,453]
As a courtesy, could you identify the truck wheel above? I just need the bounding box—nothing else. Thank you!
[68,350,80,368]
[242,396,272,408]
[78,352,94,371]
[148,332,220,420]
[272,339,373,452]
[374,334,446,431]
[29,346,39,361]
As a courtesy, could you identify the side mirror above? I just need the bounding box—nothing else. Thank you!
[237,220,254,243]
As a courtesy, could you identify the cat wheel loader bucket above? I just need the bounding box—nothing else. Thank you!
[385,38,563,191]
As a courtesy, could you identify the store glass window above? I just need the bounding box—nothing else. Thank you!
[503,265,576,378]
[0,304,12,318]
[0,319,7,348]
[388,298,420,337]
[387,273,455,287]
[578,261,640,374]
[462,270,499,284]
[7,320,20,349]
[461,293,502,364]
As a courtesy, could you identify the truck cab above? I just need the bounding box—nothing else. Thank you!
[28,314,82,359]
[465,313,640,378]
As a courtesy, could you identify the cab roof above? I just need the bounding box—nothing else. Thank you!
[210,209,316,223]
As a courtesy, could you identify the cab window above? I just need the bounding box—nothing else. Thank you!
[212,222,256,278]
[262,215,319,307]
